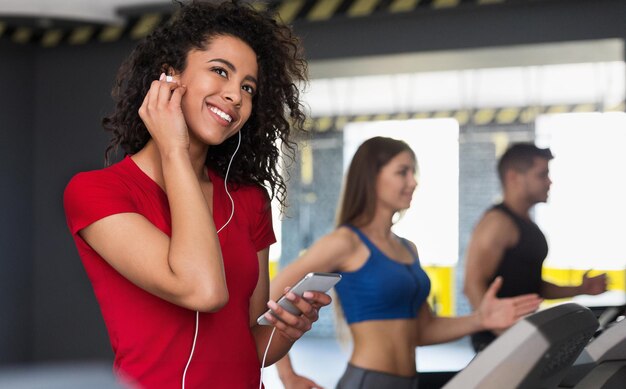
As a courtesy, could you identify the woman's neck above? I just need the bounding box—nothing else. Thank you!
[132,140,209,189]
[359,211,394,240]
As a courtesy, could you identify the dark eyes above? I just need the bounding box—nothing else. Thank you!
[211,67,256,95]
[242,84,255,95]
[212,67,228,77]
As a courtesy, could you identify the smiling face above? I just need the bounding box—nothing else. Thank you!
[173,35,258,148]
[375,151,418,213]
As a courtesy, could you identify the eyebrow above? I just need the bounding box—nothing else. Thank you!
[208,58,258,85]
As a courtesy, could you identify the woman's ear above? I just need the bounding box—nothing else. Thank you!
[162,65,181,82]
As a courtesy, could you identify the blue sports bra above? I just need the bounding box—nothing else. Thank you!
[334,225,431,324]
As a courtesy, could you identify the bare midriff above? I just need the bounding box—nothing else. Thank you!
[348,318,418,377]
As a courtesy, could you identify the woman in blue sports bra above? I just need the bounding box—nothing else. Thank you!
[267,137,543,389]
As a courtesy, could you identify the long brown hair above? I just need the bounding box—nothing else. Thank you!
[335,136,415,227]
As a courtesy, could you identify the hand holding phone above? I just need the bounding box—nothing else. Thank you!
[257,272,341,326]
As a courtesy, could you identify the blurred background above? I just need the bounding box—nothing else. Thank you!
[1,0,625,387]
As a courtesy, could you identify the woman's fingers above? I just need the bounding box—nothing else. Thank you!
[141,73,183,116]
[157,74,184,107]
[262,290,331,341]
[510,294,542,318]
[168,83,186,109]
[137,73,189,151]
[302,291,332,307]
[484,276,503,300]
[262,300,311,341]
[261,287,333,342]
[284,292,319,323]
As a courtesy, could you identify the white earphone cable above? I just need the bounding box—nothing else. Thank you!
[182,131,241,389]
[259,327,277,389]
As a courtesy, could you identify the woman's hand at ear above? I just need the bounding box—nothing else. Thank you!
[138,72,189,154]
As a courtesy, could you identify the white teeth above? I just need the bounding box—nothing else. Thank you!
[209,106,232,123]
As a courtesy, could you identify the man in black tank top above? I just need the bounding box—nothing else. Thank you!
[463,143,607,352]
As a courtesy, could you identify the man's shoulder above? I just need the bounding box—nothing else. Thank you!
[477,207,518,234]
[485,205,516,221]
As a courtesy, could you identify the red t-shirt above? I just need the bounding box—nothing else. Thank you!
[64,156,276,388]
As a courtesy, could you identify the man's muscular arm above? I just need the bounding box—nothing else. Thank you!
[464,210,518,309]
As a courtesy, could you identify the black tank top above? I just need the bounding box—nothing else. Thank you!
[470,203,548,352]
[489,203,548,297]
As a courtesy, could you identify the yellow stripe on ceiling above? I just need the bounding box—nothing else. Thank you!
[335,116,349,129]
[454,110,470,125]
[308,0,344,21]
[41,29,64,48]
[316,116,333,132]
[546,105,568,114]
[572,104,596,113]
[389,0,421,13]
[432,0,459,8]
[473,108,495,125]
[347,0,381,17]
[373,113,391,121]
[496,107,519,124]
[392,112,410,121]
[433,110,451,118]
[130,13,161,40]
[68,26,94,45]
[606,101,625,112]
[412,112,430,119]
[12,27,32,44]
[99,25,125,42]
[520,106,540,123]
[352,115,371,122]
[478,0,505,4]
[276,0,306,23]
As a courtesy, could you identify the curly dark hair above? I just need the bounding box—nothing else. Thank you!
[103,0,308,210]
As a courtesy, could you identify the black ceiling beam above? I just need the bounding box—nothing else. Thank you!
[293,0,626,60]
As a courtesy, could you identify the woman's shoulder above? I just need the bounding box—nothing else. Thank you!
[298,226,363,271]
[320,226,363,254]
[65,159,134,199]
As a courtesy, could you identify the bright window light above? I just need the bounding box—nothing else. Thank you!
[535,112,626,271]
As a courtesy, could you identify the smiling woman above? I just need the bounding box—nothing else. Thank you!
[167,36,258,146]
[62,1,332,389]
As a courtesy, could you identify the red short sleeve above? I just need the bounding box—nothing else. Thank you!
[64,170,137,236]
[249,188,276,251]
